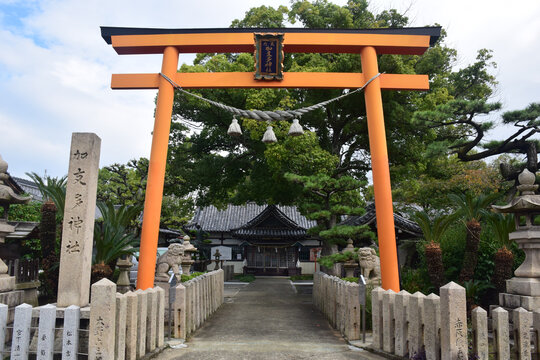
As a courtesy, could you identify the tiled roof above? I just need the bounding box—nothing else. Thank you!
[340,203,422,238]
[231,205,308,239]
[186,202,422,239]
[186,203,316,232]
[7,221,40,239]
[11,176,42,202]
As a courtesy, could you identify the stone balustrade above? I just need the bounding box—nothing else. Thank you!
[171,269,224,339]
[0,278,165,359]
[370,281,540,359]
[313,272,361,341]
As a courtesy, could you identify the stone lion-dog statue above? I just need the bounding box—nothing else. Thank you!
[358,247,381,281]
[155,243,184,281]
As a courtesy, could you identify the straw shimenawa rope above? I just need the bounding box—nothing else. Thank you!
[159,72,382,122]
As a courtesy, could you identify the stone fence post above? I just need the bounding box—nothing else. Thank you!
[174,283,186,339]
[371,287,384,350]
[424,293,440,360]
[440,282,467,360]
[394,290,409,357]
[382,289,395,353]
[89,278,116,360]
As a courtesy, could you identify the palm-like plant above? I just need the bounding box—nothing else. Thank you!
[414,211,455,290]
[448,192,500,282]
[96,201,141,230]
[487,212,516,293]
[91,201,141,283]
[26,172,67,217]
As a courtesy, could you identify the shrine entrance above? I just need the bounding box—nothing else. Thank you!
[244,246,297,276]
[101,26,441,292]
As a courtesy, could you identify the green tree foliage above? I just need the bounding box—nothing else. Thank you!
[168,1,461,209]
[286,173,373,240]
[97,159,148,207]
[165,0,522,274]
[414,49,540,180]
[97,158,194,229]
[166,1,467,230]
[4,201,41,222]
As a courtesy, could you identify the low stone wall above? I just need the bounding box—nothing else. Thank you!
[371,281,540,359]
[170,269,224,339]
[0,279,165,359]
[312,272,361,340]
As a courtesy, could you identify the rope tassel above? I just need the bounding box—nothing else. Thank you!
[262,124,277,144]
[288,118,304,137]
[227,117,242,137]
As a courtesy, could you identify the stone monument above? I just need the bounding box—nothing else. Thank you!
[181,235,197,276]
[0,154,32,293]
[57,133,101,307]
[358,247,381,283]
[342,239,357,278]
[495,168,540,311]
[155,243,184,282]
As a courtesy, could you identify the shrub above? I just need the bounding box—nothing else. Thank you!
[233,274,255,282]
[181,271,206,282]
[290,274,313,281]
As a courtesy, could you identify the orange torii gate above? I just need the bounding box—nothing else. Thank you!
[101,26,441,292]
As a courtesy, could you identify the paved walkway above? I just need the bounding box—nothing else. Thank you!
[158,277,384,360]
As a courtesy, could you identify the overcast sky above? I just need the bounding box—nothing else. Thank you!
[1,0,539,179]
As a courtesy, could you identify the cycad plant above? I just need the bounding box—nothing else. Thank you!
[448,192,500,283]
[26,172,67,218]
[487,212,516,293]
[414,211,455,290]
[91,201,141,283]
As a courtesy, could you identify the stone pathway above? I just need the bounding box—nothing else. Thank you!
[157,277,383,360]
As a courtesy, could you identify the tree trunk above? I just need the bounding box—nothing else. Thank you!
[493,246,514,293]
[321,242,339,276]
[459,219,482,283]
[91,263,113,284]
[425,241,445,290]
[39,201,59,301]
[40,201,57,258]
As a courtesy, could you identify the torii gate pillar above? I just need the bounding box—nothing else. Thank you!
[361,46,399,291]
[137,46,179,290]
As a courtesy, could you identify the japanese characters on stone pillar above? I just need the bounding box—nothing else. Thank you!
[58,133,101,307]
[440,282,468,360]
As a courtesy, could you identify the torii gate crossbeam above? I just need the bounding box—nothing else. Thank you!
[101,26,441,292]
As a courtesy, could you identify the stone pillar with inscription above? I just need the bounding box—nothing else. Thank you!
[57,133,101,307]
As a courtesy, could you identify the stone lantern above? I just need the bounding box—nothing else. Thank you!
[494,168,540,310]
[342,238,358,278]
[181,235,197,276]
[0,154,32,292]
[115,256,133,294]
[213,248,222,270]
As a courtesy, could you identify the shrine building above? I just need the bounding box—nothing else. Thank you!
[185,203,422,276]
